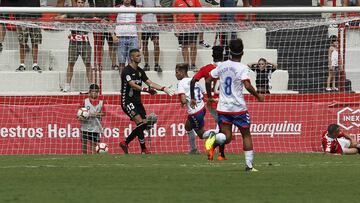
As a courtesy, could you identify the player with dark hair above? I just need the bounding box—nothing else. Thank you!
[78,83,106,154]
[176,63,221,154]
[321,124,360,155]
[247,58,277,94]
[206,38,264,171]
[120,48,174,154]
[190,46,228,160]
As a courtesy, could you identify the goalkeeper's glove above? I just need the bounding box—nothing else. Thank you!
[161,86,175,96]
[142,87,157,95]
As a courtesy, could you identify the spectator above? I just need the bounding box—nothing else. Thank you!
[56,0,76,6]
[326,35,341,92]
[0,24,4,52]
[113,0,140,72]
[321,124,360,155]
[198,0,219,49]
[173,0,202,70]
[136,0,163,72]
[78,83,106,154]
[56,0,94,92]
[89,0,119,71]
[15,0,42,73]
[219,0,249,60]
[0,0,11,52]
[159,0,174,23]
[343,0,360,6]
[247,58,277,94]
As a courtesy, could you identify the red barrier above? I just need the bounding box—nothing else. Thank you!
[0,94,359,154]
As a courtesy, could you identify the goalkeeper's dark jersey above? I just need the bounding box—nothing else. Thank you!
[121,65,149,104]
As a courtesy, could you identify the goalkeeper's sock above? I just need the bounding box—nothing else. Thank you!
[187,130,197,151]
[202,129,215,139]
[244,150,254,169]
[126,122,146,145]
[137,123,148,150]
[219,144,225,157]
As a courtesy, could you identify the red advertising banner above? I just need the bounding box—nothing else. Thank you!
[0,95,359,154]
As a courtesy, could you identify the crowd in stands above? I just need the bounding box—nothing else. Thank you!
[0,0,354,93]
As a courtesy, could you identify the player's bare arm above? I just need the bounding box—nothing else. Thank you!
[126,80,156,95]
[205,77,215,107]
[90,112,105,118]
[190,78,198,108]
[145,79,174,96]
[179,94,187,107]
[328,46,334,69]
[243,80,264,102]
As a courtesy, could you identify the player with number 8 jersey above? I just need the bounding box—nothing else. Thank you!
[207,39,264,171]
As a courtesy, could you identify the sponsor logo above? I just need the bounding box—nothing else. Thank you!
[337,107,360,130]
[233,121,302,137]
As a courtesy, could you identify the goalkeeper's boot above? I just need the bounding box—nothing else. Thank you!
[217,155,228,161]
[205,131,216,151]
[119,141,129,154]
[245,166,259,172]
[141,148,151,154]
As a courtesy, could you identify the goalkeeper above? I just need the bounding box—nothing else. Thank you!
[119,48,174,154]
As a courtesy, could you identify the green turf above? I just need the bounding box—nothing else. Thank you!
[0,153,359,203]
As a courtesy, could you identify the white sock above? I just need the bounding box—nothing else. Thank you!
[187,130,197,151]
[215,125,220,133]
[244,150,254,168]
[202,129,214,139]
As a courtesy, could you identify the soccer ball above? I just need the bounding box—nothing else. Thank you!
[215,133,227,145]
[96,143,109,154]
[147,112,158,125]
[77,107,90,119]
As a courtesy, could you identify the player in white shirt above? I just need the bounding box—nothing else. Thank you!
[206,38,264,171]
[176,63,219,154]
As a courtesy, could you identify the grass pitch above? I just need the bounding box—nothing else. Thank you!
[0,153,359,203]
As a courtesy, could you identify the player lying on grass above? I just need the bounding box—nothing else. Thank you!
[175,63,225,155]
[206,38,264,171]
[322,124,360,155]
[190,46,228,160]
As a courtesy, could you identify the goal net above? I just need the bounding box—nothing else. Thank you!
[0,6,359,154]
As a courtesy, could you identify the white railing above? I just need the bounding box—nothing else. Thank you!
[0,6,360,14]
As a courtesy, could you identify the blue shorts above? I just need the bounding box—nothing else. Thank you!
[188,108,206,130]
[218,112,251,128]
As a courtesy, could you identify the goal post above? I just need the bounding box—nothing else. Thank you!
[0,6,359,154]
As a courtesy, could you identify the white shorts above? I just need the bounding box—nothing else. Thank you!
[338,137,351,151]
